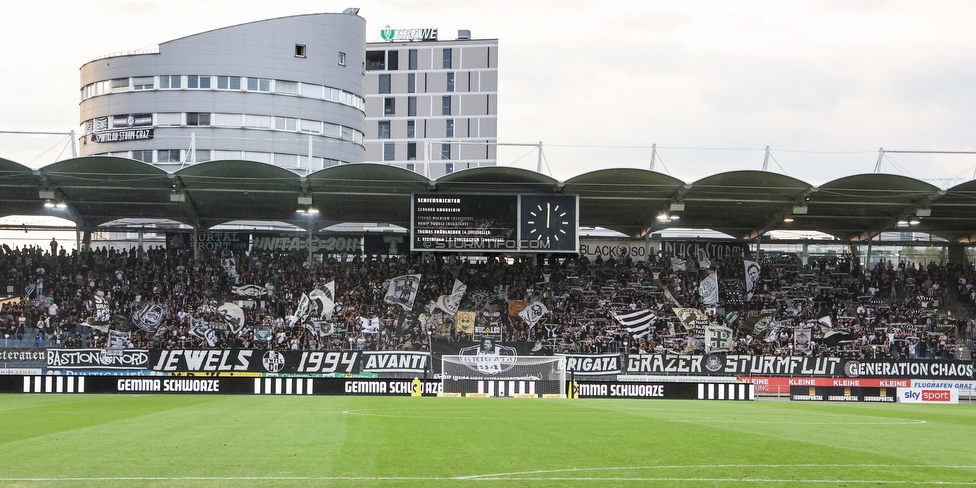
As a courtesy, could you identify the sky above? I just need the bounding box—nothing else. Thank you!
[2,0,976,186]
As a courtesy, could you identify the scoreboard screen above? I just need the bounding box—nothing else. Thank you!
[410,194,578,253]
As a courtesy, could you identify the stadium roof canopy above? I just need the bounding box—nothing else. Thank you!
[2,156,975,243]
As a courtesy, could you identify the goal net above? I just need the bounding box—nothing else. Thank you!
[441,355,566,397]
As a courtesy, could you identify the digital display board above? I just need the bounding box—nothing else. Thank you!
[411,194,578,253]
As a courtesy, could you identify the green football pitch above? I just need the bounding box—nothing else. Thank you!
[1,394,974,487]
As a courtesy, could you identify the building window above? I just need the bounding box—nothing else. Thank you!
[217,76,241,90]
[247,77,271,92]
[131,150,153,163]
[407,97,417,117]
[447,72,455,92]
[186,113,211,126]
[442,96,451,116]
[366,50,385,70]
[445,162,454,174]
[159,75,181,89]
[441,143,451,160]
[406,120,415,138]
[407,163,415,172]
[378,120,391,139]
[407,73,416,94]
[132,77,154,90]
[442,48,452,69]
[274,117,297,131]
[407,142,417,160]
[408,49,418,70]
[384,142,395,161]
[446,118,454,137]
[110,78,129,93]
[384,98,395,116]
[275,80,299,95]
[387,50,399,70]
[187,76,211,89]
[379,74,391,94]
[339,52,346,66]
[157,150,181,163]
[295,44,306,58]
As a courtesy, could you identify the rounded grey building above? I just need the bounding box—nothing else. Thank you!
[78,12,367,172]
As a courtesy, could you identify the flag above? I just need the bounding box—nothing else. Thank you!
[455,311,476,333]
[221,257,240,284]
[817,316,832,328]
[384,274,422,311]
[189,320,218,347]
[670,257,687,272]
[744,313,776,335]
[131,302,165,334]
[820,326,854,347]
[24,283,36,298]
[611,309,657,339]
[310,282,336,320]
[696,248,711,269]
[435,280,466,316]
[253,325,274,343]
[294,293,311,324]
[306,319,334,337]
[231,284,268,297]
[673,308,708,331]
[699,272,719,305]
[217,302,246,333]
[107,330,130,349]
[744,260,761,300]
[663,287,682,307]
[518,301,549,328]
[508,300,528,316]
[794,327,813,354]
[705,325,733,353]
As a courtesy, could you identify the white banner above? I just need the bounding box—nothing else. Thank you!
[578,239,650,262]
[897,387,959,404]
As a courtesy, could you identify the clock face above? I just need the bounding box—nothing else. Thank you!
[520,195,577,252]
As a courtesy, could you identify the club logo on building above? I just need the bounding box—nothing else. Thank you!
[381,25,395,41]
[262,351,286,373]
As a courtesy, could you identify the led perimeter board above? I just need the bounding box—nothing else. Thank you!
[411,194,578,253]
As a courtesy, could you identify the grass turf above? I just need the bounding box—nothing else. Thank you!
[0,394,974,487]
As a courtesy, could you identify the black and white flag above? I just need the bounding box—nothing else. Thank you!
[107,330,130,349]
[699,271,719,305]
[435,280,466,316]
[131,302,165,334]
[611,309,657,339]
[794,326,813,354]
[309,281,336,320]
[670,257,687,272]
[384,274,422,311]
[673,307,708,332]
[518,301,549,328]
[217,302,246,333]
[189,320,218,347]
[231,284,268,297]
[221,257,240,284]
[705,325,733,353]
[253,325,274,343]
[744,312,776,335]
[744,260,761,300]
[294,293,311,324]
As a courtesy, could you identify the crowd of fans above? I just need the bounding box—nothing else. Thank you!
[0,239,974,362]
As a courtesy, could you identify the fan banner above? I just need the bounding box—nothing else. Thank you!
[623,354,974,379]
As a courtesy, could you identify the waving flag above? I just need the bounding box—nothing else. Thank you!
[384,274,422,311]
[611,309,657,339]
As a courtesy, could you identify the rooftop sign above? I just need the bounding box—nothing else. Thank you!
[381,25,438,42]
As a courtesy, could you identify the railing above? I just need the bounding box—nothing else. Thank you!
[89,45,160,62]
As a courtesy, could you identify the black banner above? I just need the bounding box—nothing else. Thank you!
[148,349,362,375]
[251,233,363,254]
[364,234,407,255]
[624,354,974,380]
[47,349,150,370]
[361,351,430,374]
[562,354,623,376]
[165,232,249,252]
[571,381,753,400]
[661,240,745,260]
[789,386,898,402]
[0,348,46,367]
[0,375,442,397]
[412,194,518,252]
